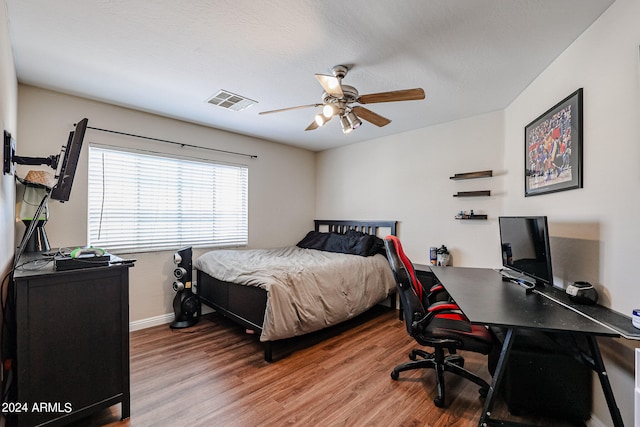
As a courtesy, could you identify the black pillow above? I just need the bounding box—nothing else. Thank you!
[347,230,385,256]
[367,234,385,256]
[296,231,330,250]
[296,230,383,257]
[324,231,363,255]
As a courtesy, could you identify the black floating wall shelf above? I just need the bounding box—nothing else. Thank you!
[455,214,488,220]
[451,170,493,221]
[449,170,493,180]
[453,190,491,197]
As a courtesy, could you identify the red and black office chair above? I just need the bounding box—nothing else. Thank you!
[384,235,494,407]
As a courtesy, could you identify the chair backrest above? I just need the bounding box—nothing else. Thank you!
[384,236,427,335]
[384,236,424,298]
[384,235,472,337]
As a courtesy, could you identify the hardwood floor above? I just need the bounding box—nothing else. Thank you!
[72,307,583,426]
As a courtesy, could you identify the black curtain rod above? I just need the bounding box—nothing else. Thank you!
[84,125,258,159]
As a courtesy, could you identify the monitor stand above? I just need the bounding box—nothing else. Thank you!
[499,268,537,292]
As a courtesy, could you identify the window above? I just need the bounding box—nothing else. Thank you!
[88,146,248,253]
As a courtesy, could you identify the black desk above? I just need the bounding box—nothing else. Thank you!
[430,266,630,427]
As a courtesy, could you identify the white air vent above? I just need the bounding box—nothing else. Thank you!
[207,90,257,112]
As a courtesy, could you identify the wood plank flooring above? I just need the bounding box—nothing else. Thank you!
[72,307,583,426]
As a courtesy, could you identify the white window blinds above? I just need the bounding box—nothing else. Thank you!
[88,146,248,253]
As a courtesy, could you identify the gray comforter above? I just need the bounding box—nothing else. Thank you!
[194,246,396,342]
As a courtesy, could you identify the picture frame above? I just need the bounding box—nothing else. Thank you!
[524,88,583,197]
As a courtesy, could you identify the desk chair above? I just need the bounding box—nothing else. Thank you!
[384,236,494,407]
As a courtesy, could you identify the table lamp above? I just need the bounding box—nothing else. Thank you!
[18,170,55,252]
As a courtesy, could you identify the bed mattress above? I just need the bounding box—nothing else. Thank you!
[194,246,395,342]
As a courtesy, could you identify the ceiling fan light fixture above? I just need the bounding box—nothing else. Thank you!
[262,64,424,135]
[346,111,362,129]
[315,113,328,127]
[322,104,337,118]
[340,116,352,134]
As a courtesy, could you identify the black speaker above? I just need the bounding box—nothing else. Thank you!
[170,246,199,329]
[172,246,192,291]
[566,281,598,305]
[170,291,199,329]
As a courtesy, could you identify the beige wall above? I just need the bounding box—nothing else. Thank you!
[1,0,17,411]
[316,1,639,424]
[504,0,640,316]
[15,85,316,323]
[503,0,640,423]
[316,110,505,267]
[0,0,17,313]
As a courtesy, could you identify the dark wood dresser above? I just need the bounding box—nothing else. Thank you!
[10,252,131,426]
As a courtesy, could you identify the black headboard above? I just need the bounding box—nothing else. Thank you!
[314,220,397,237]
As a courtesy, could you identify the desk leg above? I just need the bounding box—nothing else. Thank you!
[478,327,515,427]
[586,336,624,427]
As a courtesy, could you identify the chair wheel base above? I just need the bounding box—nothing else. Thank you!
[391,370,400,380]
[409,348,431,361]
[449,355,464,368]
[434,396,445,408]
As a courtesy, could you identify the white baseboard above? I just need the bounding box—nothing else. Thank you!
[129,306,214,332]
[129,313,174,331]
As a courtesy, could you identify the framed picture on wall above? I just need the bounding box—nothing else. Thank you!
[524,88,583,197]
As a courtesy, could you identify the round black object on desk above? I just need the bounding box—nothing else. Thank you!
[566,281,598,305]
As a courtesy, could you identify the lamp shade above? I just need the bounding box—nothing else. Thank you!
[20,186,49,221]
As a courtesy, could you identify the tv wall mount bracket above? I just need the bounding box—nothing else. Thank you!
[3,130,60,175]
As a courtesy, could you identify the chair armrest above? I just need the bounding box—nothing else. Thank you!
[427,301,460,312]
[413,303,465,329]
[430,283,445,293]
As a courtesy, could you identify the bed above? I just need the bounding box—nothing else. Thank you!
[194,220,397,361]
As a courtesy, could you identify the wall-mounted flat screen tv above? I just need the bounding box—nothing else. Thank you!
[51,118,88,202]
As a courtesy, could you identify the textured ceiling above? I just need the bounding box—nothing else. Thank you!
[6,0,614,151]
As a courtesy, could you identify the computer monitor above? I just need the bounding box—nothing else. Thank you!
[51,118,88,202]
[499,216,553,287]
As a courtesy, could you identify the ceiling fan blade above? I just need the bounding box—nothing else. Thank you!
[305,121,319,131]
[352,106,391,127]
[315,74,344,98]
[358,88,425,104]
[259,103,320,115]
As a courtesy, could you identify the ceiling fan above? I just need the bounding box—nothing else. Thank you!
[258,65,426,134]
